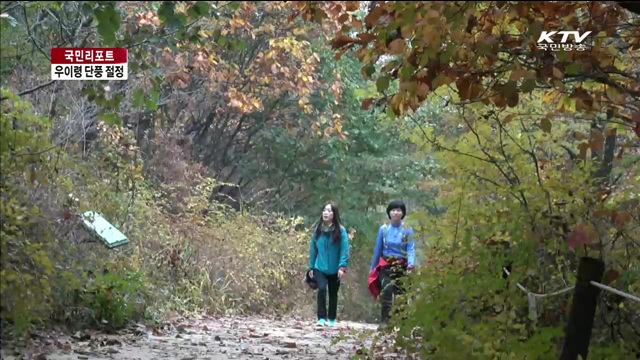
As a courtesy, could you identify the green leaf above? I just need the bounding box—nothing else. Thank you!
[145,90,159,111]
[102,113,122,126]
[230,2,241,11]
[376,75,391,93]
[528,21,543,43]
[133,89,144,108]
[363,64,376,79]
[440,45,456,64]
[158,1,187,29]
[81,3,94,16]
[521,79,536,93]
[566,62,582,75]
[403,6,416,25]
[83,87,97,102]
[189,33,202,44]
[541,117,552,133]
[233,40,247,51]
[400,63,416,80]
[145,99,157,111]
[188,1,210,18]
[504,80,517,95]
[94,5,120,46]
[386,105,397,119]
[431,74,449,89]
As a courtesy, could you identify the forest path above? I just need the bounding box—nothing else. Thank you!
[2,315,409,360]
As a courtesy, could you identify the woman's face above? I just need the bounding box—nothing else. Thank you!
[322,204,334,223]
[390,208,403,222]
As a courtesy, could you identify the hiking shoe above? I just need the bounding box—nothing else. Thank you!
[316,319,326,327]
[328,319,336,327]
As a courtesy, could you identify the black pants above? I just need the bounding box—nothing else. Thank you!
[314,270,340,320]
[380,261,407,323]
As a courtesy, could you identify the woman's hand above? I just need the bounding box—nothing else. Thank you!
[338,268,345,279]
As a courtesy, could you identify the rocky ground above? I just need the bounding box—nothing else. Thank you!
[1,315,413,360]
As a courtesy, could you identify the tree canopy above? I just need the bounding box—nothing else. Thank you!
[291,1,640,140]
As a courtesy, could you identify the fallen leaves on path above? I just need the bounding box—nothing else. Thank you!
[1,315,411,360]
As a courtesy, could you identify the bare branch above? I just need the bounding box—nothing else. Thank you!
[0,80,55,102]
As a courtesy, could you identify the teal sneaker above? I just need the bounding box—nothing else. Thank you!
[328,319,337,327]
[316,319,326,327]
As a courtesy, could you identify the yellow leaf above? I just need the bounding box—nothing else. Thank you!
[542,90,560,103]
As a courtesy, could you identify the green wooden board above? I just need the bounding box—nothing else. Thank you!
[82,211,129,248]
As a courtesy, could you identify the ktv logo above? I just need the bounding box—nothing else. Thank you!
[537,30,592,52]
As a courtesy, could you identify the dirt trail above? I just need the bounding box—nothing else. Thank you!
[1,316,404,360]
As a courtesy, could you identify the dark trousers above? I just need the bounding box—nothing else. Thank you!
[380,261,407,323]
[314,270,340,320]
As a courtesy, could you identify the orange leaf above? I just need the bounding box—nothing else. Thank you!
[456,77,472,100]
[506,92,519,108]
[346,2,360,11]
[417,83,430,98]
[388,38,406,55]
[329,34,358,49]
[357,33,377,43]
[426,9,439,19]
[552,67,564,79]
[335,47,349,61]
[568,223,596,250]
[590,130,605,151]
[578,142,589,160]
[503,114,515,125]
[364,7,385,27]
[509,69,529,81]
[361,98,376,110]
[613,212,632,226]
[575,132,589,140]
[603,269,620,285]
[593,210,609,218]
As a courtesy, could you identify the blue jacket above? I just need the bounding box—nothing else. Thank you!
[370,222,416,272]
[309,225,350,275]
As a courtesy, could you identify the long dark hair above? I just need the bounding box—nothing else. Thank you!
[315,202,342,244]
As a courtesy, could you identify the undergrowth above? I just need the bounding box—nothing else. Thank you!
[0,89,377,340]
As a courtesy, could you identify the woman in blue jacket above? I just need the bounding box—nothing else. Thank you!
[370,200,415,328]
[308,202,350,327]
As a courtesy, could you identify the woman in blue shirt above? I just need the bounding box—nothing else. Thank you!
[370,200,415,327]
[308,202,350,327]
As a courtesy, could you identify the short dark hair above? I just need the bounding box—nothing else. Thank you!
[386,200,407,219]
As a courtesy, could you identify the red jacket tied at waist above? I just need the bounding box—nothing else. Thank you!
[368,257,408,299]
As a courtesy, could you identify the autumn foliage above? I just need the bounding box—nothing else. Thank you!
[1,1,639,358]
[292,1,640,138]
